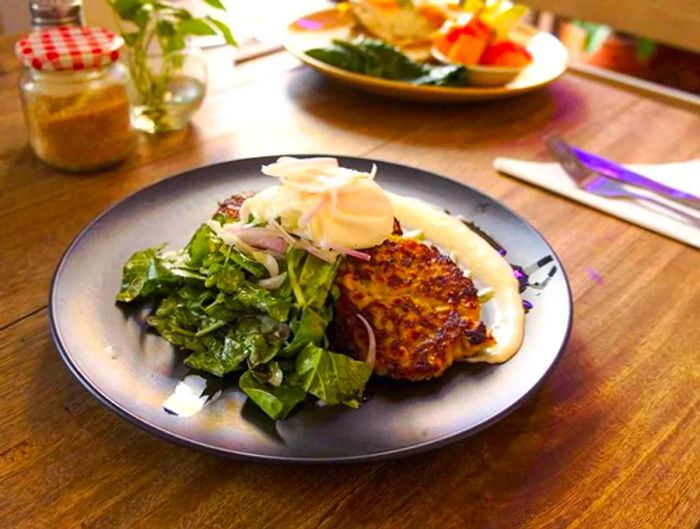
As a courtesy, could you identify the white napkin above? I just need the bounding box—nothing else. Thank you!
[493,157,700,249]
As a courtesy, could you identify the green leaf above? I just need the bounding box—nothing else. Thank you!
[286,246,340,309]
[239,370,306,420]
[109,0,143,21]
[181,316,288,376]
[164,34,186,54]
[282,306,330,356]
[227,248,267,278]
[224,283,291,321]
[184,333,247,376]
[305,37,469,86]
[177,18,217,36]
[295,344,372,408]
[250,360,284,387]
[203,0,226,10]
[414,65,470,86]
[298,253,341,309]
[206,16,237,46]
[204,262,245,293]
[186,224,218,267]
[121,31,141,46]
[133,4,153,29]
[286,245,308,304]
[171,8,194,19]
[116,246,179,302]
[155,19,176,37]
[584,24,613,55]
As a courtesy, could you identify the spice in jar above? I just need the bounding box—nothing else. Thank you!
[16,26,135,172]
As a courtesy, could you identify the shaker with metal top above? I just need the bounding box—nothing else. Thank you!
[29,0,85,30]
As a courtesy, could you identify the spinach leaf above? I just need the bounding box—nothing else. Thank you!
[187,223,219,267]
[332,38,425,79]
[224,283,291,322]
[183,334,247,376]
[298,253,341,309]
[204,261,246,293]
[306,38,470,87]
[184,316,288,376]
[287,246,340,309]
[413,65,471,87]
[116,246,180,302]
[147,289,207,349]
[295,344,372,408]
[239,370,307,420]
[282,305,332,356]
[227,248,268,278]
[283,247,340,354]
[249,360,284,387]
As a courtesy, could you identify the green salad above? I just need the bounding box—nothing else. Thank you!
[116,210,372,420]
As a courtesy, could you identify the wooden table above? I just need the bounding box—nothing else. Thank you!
[1,33,699,529]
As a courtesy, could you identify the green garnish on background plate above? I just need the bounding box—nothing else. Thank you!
[306,37,470,87]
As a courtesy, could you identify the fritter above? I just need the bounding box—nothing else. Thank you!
[333,235,495,381]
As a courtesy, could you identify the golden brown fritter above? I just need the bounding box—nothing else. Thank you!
[333,235,495,381]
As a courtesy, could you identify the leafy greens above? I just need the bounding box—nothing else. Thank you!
[305,37,470,87]
[116,215,372,420]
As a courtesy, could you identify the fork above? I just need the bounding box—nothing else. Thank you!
[544,133,700,226]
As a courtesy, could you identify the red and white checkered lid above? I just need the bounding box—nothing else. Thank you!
[15,26,124,72]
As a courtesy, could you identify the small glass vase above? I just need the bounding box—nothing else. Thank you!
[129,50,207,134]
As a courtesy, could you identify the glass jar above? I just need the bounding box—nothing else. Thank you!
[16,26,135,172]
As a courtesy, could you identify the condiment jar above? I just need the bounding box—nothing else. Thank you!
[15,26,135,172]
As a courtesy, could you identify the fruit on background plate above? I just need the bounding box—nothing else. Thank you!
[431,10,532,68]
[480,41,532,67]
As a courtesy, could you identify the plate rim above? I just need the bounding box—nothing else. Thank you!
[283,7,569,100]
[49,155,573,464]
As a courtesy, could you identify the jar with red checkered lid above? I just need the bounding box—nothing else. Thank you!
[16,25,135,172]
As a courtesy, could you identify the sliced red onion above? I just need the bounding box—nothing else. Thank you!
[207,220,256,254]
[258,272,288,290]
[330,245,371,261]
[209,220,283,276]
[267,218,296,244]
[234,227,287,254]
[356,313,376,368]
[295,239,337,263]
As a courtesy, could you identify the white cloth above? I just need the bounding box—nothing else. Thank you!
[493,157,700,249]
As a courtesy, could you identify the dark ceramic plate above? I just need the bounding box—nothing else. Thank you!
[50,156,572,463]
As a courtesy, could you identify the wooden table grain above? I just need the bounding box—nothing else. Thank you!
[1,33,699,529]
